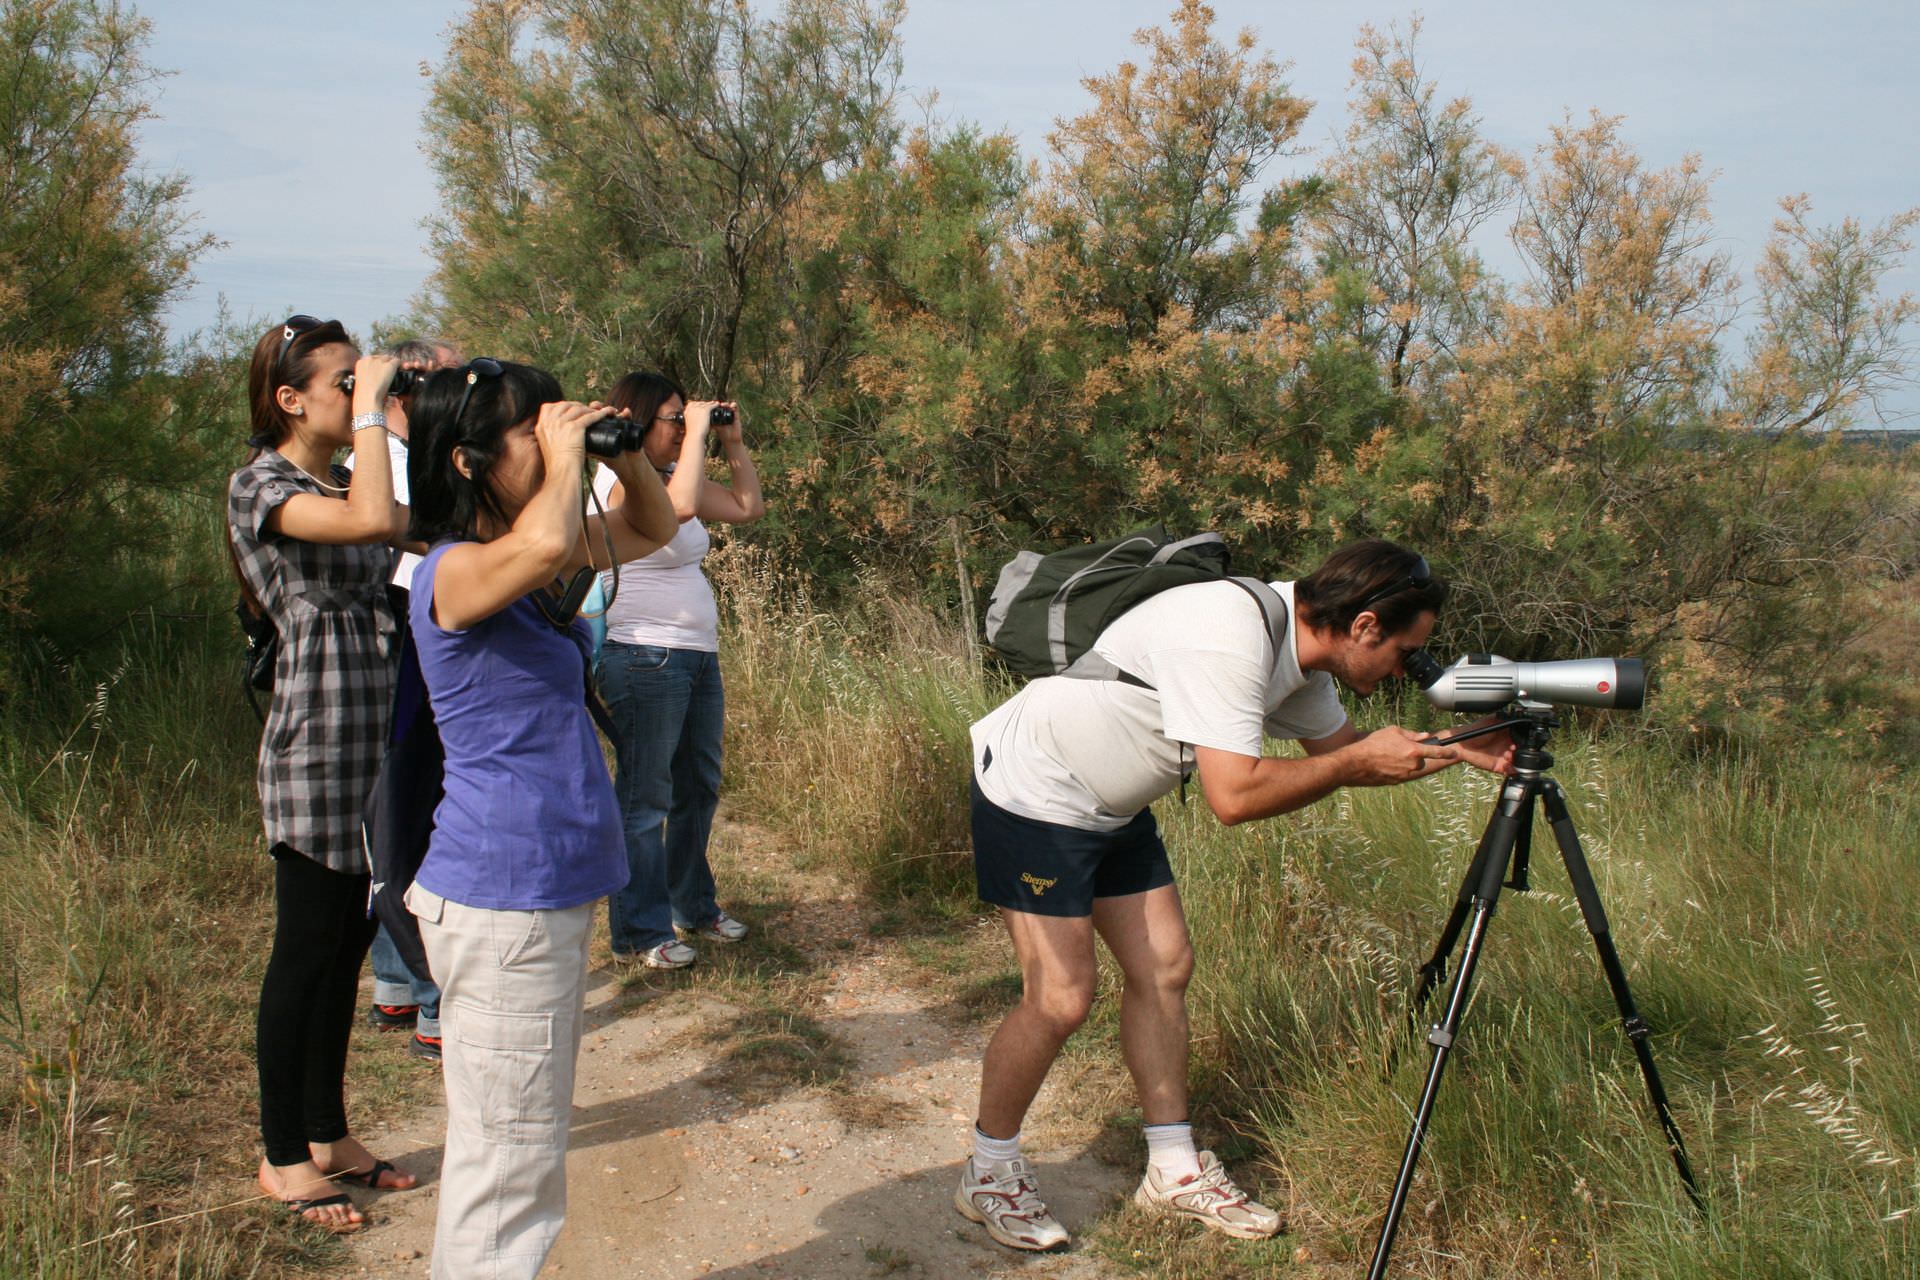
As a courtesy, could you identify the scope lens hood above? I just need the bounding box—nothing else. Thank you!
[1613,658,1646,711]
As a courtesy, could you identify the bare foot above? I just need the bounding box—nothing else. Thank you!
[258,1159,365,1233]
[311,1135,418,1190]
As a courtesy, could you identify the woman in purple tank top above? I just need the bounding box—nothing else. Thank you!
[401,359,676,1280]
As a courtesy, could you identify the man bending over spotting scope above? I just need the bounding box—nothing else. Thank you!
[957,539,1515,1251]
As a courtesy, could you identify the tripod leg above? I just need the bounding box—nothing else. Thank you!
[1539,779,1705,1213]
[1507,796,1533,891]
[1411,820,1498,1008]
[1369,776,1534,1280]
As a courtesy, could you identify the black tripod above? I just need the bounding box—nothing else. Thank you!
[1366,707,1704,1279]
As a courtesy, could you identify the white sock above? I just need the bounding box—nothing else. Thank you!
[1144,1121,1202,1182]
[972,1125,1022,1176]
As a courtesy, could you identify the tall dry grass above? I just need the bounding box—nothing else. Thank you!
[1166,739,1920,1277]
[0,615,347,1277]
[7,571,1915,1278]
[711,544,1007,906]
[714,576,1920,1277]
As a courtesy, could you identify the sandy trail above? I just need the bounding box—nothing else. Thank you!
[333,823,1135,1279]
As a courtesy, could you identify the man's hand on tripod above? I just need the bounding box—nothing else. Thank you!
[1342,726,1464,785]
[1448,717,1516,775]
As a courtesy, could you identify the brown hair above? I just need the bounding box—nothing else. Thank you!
[245,316,352,450]
[1295,539,1448,637]
[607,371,686,435]
[231,315,353,615]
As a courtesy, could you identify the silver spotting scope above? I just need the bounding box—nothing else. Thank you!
[1404,651,1645,712]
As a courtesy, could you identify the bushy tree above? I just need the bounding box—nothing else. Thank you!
[1306,17,1517,396]
[808,0,1370,586]
[0,0,218,672]
[422,0,901,396]
[1422,117,1914,733]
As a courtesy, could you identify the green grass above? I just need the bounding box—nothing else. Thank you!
[710,544,1006,904]
[715,583,1920,1278]
[0,613,362,1276]
[1167,740,1920,1278]
[0,612,439,1276]
[7,580,1917,1278]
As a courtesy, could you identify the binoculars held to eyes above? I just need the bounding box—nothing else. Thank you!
[341,367,426,398]
[584,404,735,457]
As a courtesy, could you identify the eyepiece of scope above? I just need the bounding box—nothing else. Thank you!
[1403,648,1445,690]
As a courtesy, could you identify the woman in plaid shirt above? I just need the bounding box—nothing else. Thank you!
[226,316,421,1232]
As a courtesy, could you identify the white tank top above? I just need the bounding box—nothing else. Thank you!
[592,464,720,652]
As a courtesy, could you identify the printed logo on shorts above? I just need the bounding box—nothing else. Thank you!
[1019,872,1059,897]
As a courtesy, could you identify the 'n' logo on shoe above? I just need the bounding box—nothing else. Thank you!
[1019,872,1058,897]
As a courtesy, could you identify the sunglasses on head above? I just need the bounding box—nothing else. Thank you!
[1356,556,1433,617]
[451,358,506,430]
[274,314,323,381]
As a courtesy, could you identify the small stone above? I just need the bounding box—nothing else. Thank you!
[394,1249,421,1261]
[1293,1245,1313,1264]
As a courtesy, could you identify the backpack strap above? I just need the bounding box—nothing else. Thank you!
[1225,576,1289,668]
[1061,576,1289,806]
[1062,576,1288,689]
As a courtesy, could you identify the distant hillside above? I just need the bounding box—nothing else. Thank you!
[1837,429,1920,454]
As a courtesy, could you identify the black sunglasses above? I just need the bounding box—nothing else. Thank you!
[451,358,506,430]
[1356,556,1433,617]
[274,314,323,381]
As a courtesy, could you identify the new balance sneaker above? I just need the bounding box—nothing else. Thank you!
[1133,1150,1282,1239]
[367,1002,418,1030]
[953,1156,1070,1252]
[679,911,749,944]
[636,940,697,970]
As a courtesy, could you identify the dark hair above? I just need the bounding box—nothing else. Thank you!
[246,317,352,449]
[607,371,686,437]
[407,359,565,543]
[1295,538,1449,637]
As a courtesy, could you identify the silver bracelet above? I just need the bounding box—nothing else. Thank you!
[351,411,388,432]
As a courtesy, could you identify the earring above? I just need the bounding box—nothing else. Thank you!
[292,407,304,416]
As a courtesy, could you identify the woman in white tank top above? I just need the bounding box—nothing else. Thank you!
[591,372,766,969]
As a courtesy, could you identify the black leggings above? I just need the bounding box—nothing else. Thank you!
[257,846,377,1166]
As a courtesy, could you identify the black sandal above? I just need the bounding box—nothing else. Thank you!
[281,1191,363,1233]
[333,1158,412,1190]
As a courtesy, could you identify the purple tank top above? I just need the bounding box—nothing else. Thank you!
[410,542,627,910]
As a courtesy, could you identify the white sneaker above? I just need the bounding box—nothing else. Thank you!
[629,940,696,970]
[679,911,748,943]
[954,1156,1070,1252]
[1133,1150,1282,1239]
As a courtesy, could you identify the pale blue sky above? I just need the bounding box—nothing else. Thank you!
[138,0,1919,421]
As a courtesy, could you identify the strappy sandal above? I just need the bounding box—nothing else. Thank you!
[280,1191,364,1233]
[332,1157,414,1191]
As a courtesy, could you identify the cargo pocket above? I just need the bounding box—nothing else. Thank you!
[447,1003,560,1146]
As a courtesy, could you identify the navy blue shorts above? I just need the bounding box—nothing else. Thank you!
[970,777,1174,918]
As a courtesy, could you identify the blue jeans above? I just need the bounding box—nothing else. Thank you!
[370,923,441,1039]
[598,642,725,953]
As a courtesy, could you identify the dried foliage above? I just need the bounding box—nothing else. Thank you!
[417,0,1920,740]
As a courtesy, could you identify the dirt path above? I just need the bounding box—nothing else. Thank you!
[333,820,1134,1279]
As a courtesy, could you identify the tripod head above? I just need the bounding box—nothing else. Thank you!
[1424,704,1559,773]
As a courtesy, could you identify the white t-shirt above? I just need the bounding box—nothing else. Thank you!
[590,464,720,652]
[343,433,420,590]
[970,580,1348,831]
